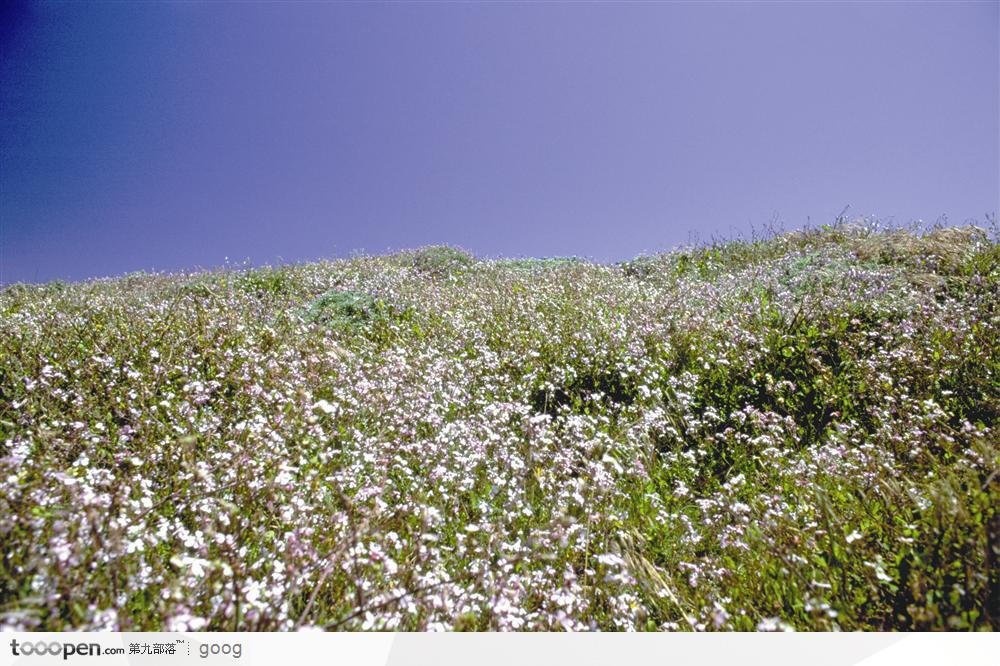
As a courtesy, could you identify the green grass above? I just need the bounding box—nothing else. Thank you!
[0,224,997,631]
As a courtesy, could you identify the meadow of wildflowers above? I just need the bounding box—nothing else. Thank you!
[1,223,997,631]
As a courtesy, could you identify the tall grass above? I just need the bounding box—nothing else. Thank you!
[1,225,997,631]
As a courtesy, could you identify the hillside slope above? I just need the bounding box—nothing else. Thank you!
[1,224,998,631]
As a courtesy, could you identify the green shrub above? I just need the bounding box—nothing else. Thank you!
[173,276,224,300]
[402,246,475,279]
[236,267,301,297]
[303,289,383,330]
[618,255,662,281]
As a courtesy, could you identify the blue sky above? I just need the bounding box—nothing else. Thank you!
[1,1,997,284]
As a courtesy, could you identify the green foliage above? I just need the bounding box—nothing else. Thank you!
[303,289,384,330]
[173,275,225,300]
[531,364,637,417]
[236,267,303,297]
[0,284,33,316]
[0,224,996,632]
[400,245,475,279]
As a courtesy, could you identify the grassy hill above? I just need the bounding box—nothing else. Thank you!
[1,223,997,631]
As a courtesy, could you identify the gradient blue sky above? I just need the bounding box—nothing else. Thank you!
[1,1,997,284]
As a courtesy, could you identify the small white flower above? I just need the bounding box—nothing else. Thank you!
[711,602,730,628]
[601,454,623,475]
[312,399,338,416]
[166,613,207,632]
[595,553,625,567]
[757,617,780,631]
[864,560,893,583]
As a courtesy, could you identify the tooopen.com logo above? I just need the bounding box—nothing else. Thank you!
[10,639,125,660]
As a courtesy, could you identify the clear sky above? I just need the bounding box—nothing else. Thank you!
[1,1,997,284]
